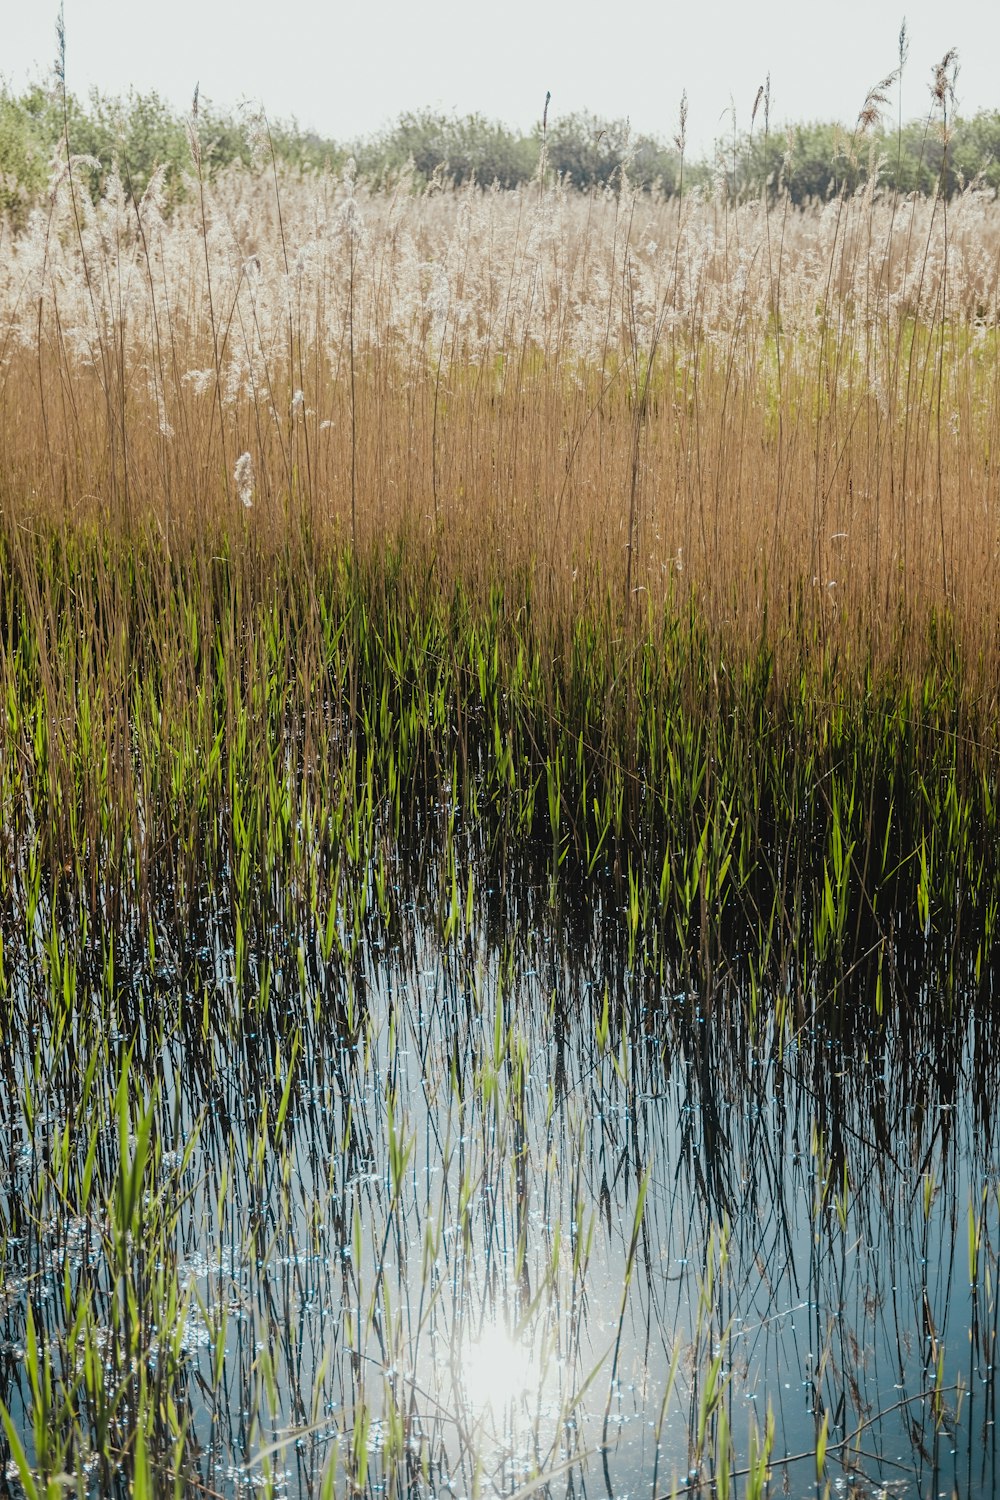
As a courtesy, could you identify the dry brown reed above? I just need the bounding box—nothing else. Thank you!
[1,158,999,682]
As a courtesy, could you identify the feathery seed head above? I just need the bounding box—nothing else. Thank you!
[234,452,255,508]
[751,85,764,129]
[674,92,688,156]
[931,50,958,108]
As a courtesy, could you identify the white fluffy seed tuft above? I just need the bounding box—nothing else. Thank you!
[234,452,255,508]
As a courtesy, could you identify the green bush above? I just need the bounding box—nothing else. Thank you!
[716,111,1000,205]
[353,109,538,188]
[1,80,998,228]
[0,87,51,228]
[545,112,679,192]
[0,82,268,218]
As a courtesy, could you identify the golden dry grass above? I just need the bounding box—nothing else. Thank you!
[1,160,998,674]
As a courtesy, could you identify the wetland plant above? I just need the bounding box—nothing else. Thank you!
[1,76,1000,1497]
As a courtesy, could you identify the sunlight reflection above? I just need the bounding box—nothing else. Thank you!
[461,1318,536,1417]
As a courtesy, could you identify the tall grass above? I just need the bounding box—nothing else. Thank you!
[2,155,998,634]
[1,153,999,962]
[2,134,1000,1497]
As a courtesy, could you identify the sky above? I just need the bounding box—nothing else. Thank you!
[3,0,999,160]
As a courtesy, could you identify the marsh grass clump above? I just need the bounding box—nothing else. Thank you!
[1,94,1000,1498]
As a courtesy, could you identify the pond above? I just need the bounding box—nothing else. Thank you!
[2,863,997,1500]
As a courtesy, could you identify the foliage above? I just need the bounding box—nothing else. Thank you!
[0,87,52,228]
[544,111,679,192]
[353,108,538,187]
[0,81,260,213]
[267,117,346,175]
[721,111,1000,203]
[2,74,1000,222]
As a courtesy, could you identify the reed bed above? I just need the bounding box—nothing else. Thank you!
[2,149,1000,1497]
[2,160,999,632]
[2,159,1000,970]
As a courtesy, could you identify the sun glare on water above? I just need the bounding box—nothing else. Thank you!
[461,1320,536,1417]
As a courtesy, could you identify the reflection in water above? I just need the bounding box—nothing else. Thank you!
[1,856,999,1498]
[461,1320,537,1417]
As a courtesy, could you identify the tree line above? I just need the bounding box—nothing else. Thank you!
[2,82,998,228]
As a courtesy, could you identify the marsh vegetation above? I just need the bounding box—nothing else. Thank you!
[1,81,1000,1498]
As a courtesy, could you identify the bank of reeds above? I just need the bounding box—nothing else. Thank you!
[1,158,1000,974]
[2,146,1000,1498]
[2,154,999,608]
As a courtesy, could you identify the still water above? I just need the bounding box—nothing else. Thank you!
[2,873,999,1499]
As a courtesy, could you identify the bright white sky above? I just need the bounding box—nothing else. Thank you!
[3,0,998,160]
